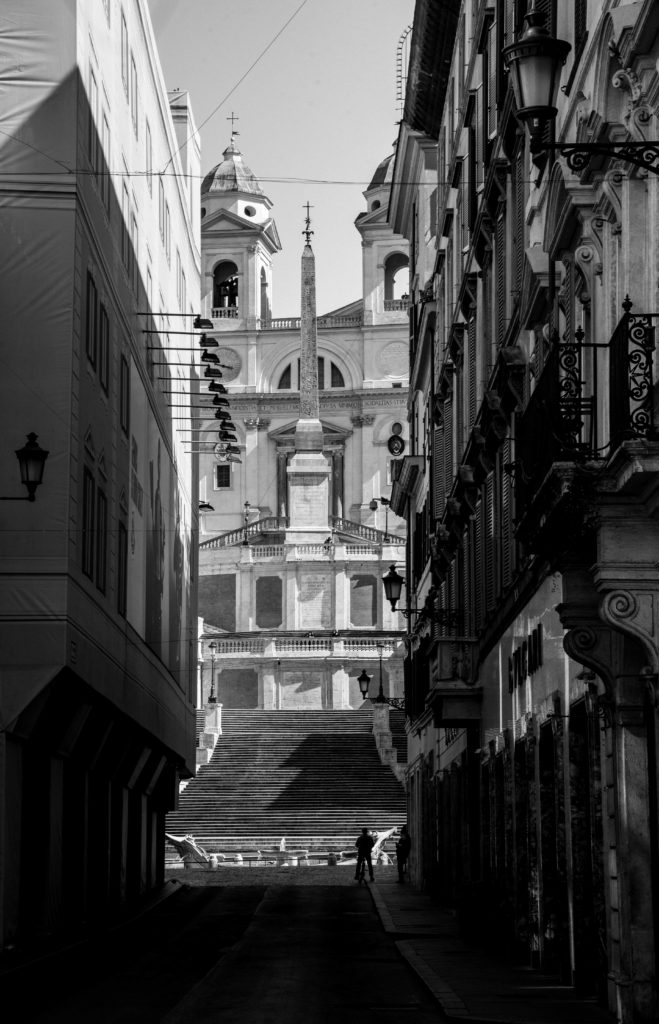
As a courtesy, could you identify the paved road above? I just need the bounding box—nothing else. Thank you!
[14,876,441,1024]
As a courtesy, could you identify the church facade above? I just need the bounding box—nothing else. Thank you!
[194,141,410,711]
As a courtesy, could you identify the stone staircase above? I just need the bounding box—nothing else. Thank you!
[166,708,407,854]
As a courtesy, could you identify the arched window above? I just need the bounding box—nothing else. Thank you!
[384,252,409,303]
[276,357,346,391]
[331,362,345,388]
[213,261,238,310]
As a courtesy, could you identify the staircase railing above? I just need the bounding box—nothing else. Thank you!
[200,516,402,548]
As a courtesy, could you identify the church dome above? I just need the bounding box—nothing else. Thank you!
[201,140,265,197]
[366,151,394,192]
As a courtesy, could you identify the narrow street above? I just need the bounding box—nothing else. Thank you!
[13,872,441,1024]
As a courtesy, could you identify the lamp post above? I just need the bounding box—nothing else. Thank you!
[208,640,217,704]
[369,496,391,534]
[0,433,50,502]
[503,1,659,175]
[242,500,251,547]
[357,644,405,711]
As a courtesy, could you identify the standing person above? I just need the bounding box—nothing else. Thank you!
[396,825,411,883]
[355,827,375,882]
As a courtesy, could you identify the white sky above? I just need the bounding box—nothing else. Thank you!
[149,0,414,317]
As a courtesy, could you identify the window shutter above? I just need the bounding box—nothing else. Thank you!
[485,476,496,613]
[443,398,454,499]
[513,147,525,295]
[496,212,506,344]
[468,314,477,431]
[501,438,513,588]
[488,23,497,137]
[474,503,484,628]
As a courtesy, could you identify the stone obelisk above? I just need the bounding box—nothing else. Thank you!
[285,206,331,543]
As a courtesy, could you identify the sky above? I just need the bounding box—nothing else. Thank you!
[149,0,414,317]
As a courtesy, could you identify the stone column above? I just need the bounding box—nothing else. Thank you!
[331,449,344,518]
[277,451,288,518]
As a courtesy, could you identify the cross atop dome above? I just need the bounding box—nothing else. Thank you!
[226,110,240,146]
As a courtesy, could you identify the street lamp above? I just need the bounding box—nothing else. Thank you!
[0,433,50,502]
[381,564,463,630]
[503,2,659,175]
[382,564,405,611]
[242,500,251,546]
[208,640,217,704]
[369,496,391,534]
[357,644,405,710]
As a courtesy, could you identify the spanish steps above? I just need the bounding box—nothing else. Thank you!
[166,707,407,854]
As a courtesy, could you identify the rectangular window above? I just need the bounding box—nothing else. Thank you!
[117,521,128,616]
[86,272,97,367]
[158,179,165,240]
[145,119,152,194]
[120,9,128,97]
[96,488,107,592]
[130,52,138,136]
[98,303,109,392]
[120,355,130,434]
[215,464,231,488]
[121,182,130,268]
[88,67,98,170]
[100,113,111,212]
[131,212,139,292]
[82,468,96,578]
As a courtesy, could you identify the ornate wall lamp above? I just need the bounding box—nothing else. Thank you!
[503,1,659,175]
[381,564,461,629]
[1,433,49,502]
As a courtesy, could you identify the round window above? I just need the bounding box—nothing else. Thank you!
[391,422,403,436]
[371,200,381,211]
[244,205,256,217]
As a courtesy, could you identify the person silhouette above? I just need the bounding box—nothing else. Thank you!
[355,827,375,882]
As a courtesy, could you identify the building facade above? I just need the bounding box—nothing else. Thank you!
[389,1,659,1021]
[0,0,199,947]
[194,142,410,712]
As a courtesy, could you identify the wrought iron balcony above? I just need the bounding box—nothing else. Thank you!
[515,298,658,538]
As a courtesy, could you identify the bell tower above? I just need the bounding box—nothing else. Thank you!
[200,123,281,328]
[354,146,409,327]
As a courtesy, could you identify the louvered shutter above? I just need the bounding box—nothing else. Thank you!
[488,23,497,137]
[513,147,525,295]
[501,438,513,588]
[468,314,478,431]
[474,504,484,629]
[485,475,496,612]
[443,398,454,499]
[496,212,506,345]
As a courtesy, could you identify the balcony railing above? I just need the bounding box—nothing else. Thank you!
[516,299,657,517]
[211,307,240,319]
[200,515,402,550]
[383,299,408,312]
[200,517,289,549]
